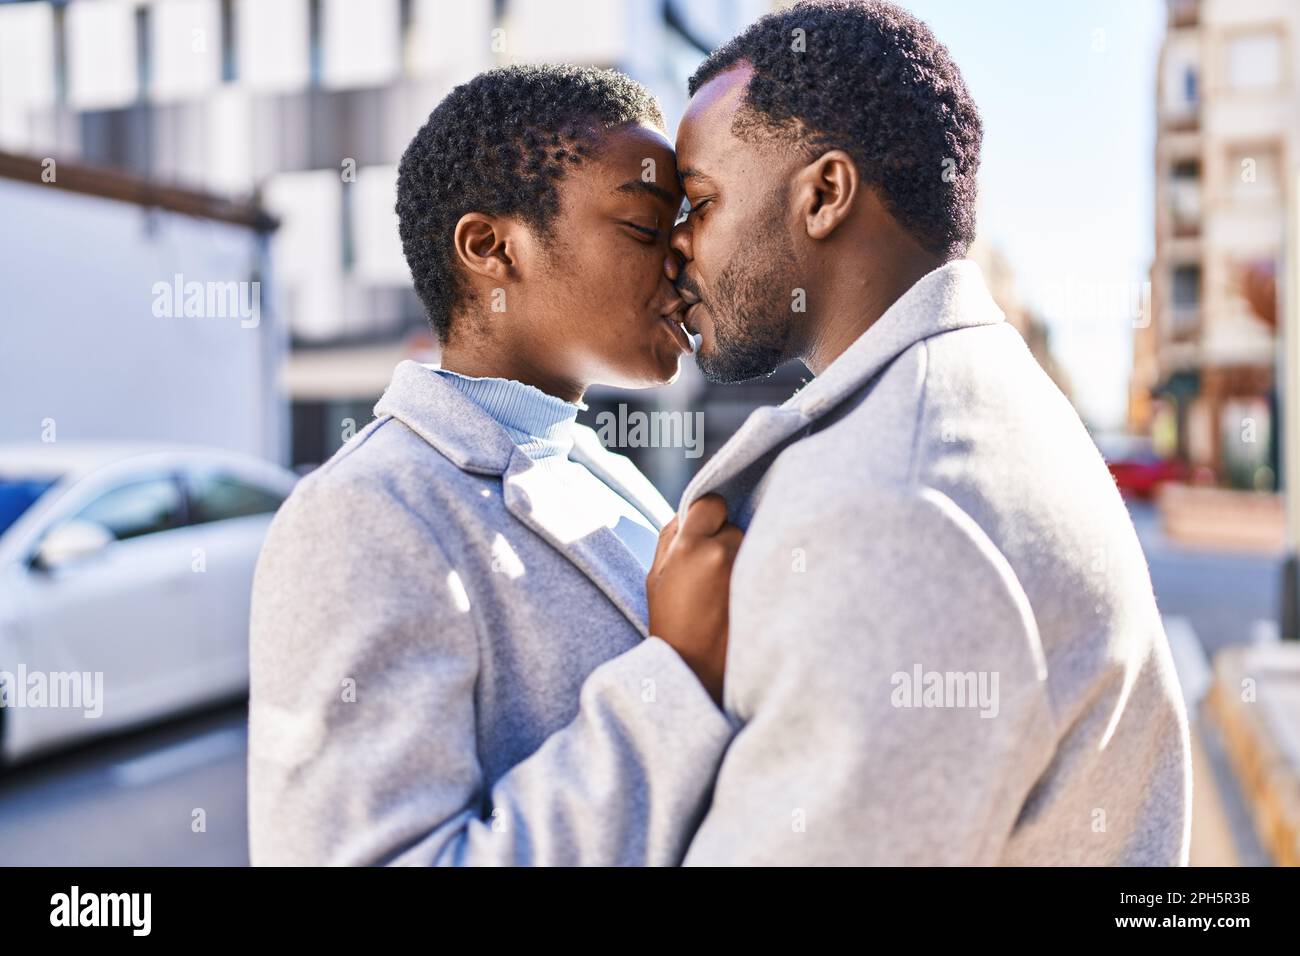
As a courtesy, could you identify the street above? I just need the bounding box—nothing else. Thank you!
[1128,501,1282,655]
[0,701,248,866]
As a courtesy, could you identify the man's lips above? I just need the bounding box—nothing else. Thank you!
[682,301,703,335]
[676,281,703,334]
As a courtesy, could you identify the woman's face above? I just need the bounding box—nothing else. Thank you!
[527,122,692,390]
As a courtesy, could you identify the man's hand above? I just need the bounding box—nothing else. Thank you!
[646,493,743,707]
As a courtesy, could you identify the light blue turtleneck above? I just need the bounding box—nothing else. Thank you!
[431,367,661,572]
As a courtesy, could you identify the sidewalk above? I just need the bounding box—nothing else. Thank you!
[1157,484,1283,554]
[1204,640,1300,866]
[1164,615,1274,865]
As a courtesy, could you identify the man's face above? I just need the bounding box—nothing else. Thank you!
[671,64,806,384]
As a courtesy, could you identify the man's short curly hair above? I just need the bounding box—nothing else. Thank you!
[397,65,665,341]
[689,0,981,261]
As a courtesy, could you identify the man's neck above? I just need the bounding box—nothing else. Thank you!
[802,249,945,376]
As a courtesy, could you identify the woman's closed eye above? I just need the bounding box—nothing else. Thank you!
[620,221,662,243]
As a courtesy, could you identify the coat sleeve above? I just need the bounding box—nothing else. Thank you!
[247,470,734,866]
[682,483,1057,865]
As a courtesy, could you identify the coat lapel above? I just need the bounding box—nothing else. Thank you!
[500,452,651,637]
[569,425,674,530]
[375,361,654,637]
[677,259,1007,520]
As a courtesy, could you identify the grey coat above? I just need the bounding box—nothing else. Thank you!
[676,260,1192,865]
[247,362,734,865]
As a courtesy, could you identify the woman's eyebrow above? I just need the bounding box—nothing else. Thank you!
[614,179,678,205]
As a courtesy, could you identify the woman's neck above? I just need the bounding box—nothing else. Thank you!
[438,339,588,405]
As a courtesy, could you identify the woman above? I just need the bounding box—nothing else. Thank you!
[248,65,740,866]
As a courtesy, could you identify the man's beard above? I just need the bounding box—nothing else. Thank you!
[691,208,803,385]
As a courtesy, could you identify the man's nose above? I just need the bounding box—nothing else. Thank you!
[670,220,693,262]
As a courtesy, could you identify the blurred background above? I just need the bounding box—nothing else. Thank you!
[0,0,1297,866]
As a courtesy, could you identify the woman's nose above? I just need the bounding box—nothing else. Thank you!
[663,253,680,284]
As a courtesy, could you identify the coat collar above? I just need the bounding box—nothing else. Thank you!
[374,361,655,637]
[374,361,517,475]
[677,259,1006,518]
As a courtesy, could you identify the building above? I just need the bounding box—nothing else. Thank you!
[0,0,1075,499]
[969,237,1073,403]
[0,0,769,492]
[1133,0,1298,489]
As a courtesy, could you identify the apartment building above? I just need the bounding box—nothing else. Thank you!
[1133,0,1298,489]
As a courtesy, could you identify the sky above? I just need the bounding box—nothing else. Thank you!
[894,0,1166,429]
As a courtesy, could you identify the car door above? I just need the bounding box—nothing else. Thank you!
[18,472,201,742]
[181,469,288,692]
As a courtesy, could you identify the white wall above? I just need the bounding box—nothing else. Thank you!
[0,3,56,152]
[0,178,287,464]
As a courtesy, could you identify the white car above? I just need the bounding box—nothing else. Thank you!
[0,443,297,765]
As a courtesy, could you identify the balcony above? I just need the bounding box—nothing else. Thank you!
[1169,0,1199,29]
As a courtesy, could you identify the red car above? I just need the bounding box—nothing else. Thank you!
[1095,434,1187,500]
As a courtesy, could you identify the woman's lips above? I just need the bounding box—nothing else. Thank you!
[661,314,694,353]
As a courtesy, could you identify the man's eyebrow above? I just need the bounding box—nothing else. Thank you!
[615,179,677,205]
[677,167,708,183]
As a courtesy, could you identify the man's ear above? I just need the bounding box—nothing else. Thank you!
[452,212,518,283]
[794,149,859,241]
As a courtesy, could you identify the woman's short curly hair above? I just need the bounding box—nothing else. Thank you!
[397,65,665,342]
[689,0,982,261]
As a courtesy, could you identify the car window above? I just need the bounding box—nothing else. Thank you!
[187,473,285,524]
[74,477,185,542]
[0,477,58,537]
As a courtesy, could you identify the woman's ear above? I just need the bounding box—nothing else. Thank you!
[452,212,517,282]
[795,149,860,241]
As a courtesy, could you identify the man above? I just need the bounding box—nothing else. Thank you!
[660,0,1191,864]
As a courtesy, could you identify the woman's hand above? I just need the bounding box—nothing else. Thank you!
[646,494,743,707]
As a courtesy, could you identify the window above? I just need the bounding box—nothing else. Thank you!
[237,0,309,93]
[320,0,399,89]
[150,0,222,102]
[0,3,56,140]
[1172,264,1201,309]
[1170,264,1201,336]
[353,165,408,283]
[66,0,138,109]
[1224,30,1283,91]
[1170,159,1200,231]
[75,478,185,542]
[186,473,284,524]
[0,477,57,538]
